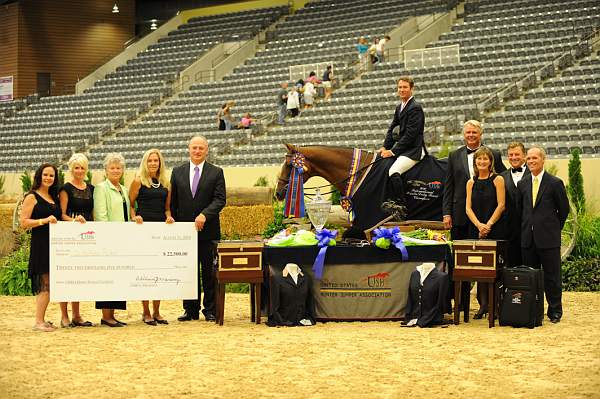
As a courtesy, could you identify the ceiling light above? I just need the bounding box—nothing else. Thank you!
[112,4,119,13]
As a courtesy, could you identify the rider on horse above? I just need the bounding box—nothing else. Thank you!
[377,76,427,208]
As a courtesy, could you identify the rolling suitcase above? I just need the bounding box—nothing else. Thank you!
[499,265,544,328]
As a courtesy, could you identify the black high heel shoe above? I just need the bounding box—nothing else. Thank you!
[473,308,488,319]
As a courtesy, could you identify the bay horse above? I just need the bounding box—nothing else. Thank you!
[275,143,392,238]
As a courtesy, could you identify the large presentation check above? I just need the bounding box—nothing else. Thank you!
[49,222,198,302]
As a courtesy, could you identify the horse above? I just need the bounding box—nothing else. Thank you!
[275,143,447,238]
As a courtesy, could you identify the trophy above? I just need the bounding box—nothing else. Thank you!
[305,188,331,231]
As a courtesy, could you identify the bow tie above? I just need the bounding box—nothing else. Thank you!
[466,147,480,155]
[512,167,523,173]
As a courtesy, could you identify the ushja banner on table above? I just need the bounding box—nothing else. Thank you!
[49,222,198,302]
[0,76,13,102]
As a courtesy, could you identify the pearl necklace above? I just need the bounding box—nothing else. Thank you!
[150,179,160,189]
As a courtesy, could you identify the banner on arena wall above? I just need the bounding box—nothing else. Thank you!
[0,76,13,102]
[49,222,198,301]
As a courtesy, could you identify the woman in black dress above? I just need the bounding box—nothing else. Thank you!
[58,153,94,328]
[129,149,174,325]
[465,147,506,319]
[19,163,61,332]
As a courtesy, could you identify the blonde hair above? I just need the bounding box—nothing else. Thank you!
[68,153,89,172]
[464,120,482,133]
[138,148,169,189]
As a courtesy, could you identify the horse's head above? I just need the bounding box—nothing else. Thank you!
[275,143,307,200]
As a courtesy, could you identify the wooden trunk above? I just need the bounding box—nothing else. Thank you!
[453,240,508,279]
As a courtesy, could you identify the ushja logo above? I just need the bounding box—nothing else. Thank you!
[363,272,390,288]
[79,231,95,240]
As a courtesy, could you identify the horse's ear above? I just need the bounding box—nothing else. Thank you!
[284,143,295,152]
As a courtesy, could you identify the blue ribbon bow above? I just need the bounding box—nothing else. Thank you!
[312,228,337,279]
[372,226,408,261]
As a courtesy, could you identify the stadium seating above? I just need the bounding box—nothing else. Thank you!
[218,0,599,166]
[0,7,286,172]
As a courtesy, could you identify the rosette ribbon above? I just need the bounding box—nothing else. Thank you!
[284,152,306,217]
[312,228,337,280]
[371,226,408,261]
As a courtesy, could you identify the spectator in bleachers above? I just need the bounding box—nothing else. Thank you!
[465,147,506,319]
[20,163,61,332]
[223,101,236,131]
[356,37,370,71]
[303,77,317,110]
[216,103,227,130]
[58,153,94,328]
[277,82,289,125]
[305,71,320,84]
[322,65,334,101]
[369,37,379,64]
[379,76,426,205]
[287,86,300,117]
[376,35,391,63]
[499,142,530,268]
[93,153,130,327]
[237,112,256,129]
[129,148,174,326]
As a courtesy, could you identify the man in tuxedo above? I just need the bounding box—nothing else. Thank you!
[378,76,426,204]
[499,142,529,267]
[517,146,569,323]
[170,135,226,322]
[442,120,506,314]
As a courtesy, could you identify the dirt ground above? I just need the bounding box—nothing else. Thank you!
[0,292,598,399]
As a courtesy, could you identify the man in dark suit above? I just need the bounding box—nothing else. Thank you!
[517,146,569,323]
[378,76,426,203]
[442,120,506,314]
[170,135,226,322]
[499,141,530,267]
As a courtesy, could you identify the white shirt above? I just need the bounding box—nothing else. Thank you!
[189,160,205,193]
[511,164,527,187]
[376,37,387,52]
[399,96,413,113]
[466,146,480,178]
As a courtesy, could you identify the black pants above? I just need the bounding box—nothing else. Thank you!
[521,244,562,318]
[183,240,217,317]
[507,237,523,268]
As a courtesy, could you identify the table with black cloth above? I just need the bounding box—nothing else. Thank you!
[263,245,450,321]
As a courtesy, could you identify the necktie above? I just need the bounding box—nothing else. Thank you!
[532,176,539,207]
[512,167,523,173]
[191,166,200,198]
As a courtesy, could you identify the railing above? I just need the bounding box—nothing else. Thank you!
[476,27,599,115]
[404,44,459,69]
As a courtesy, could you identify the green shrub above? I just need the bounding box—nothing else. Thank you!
[562,257,600,291]
[253,176,269,187]
[330,186,341,205]
[85,170,93,184]
[262,201,285,238]
[20,170,32,193]
[571,213,600,259]
[57,167,65,188]
[568,149,585,214]
[0,235,32,296]
[437,142,453,158]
